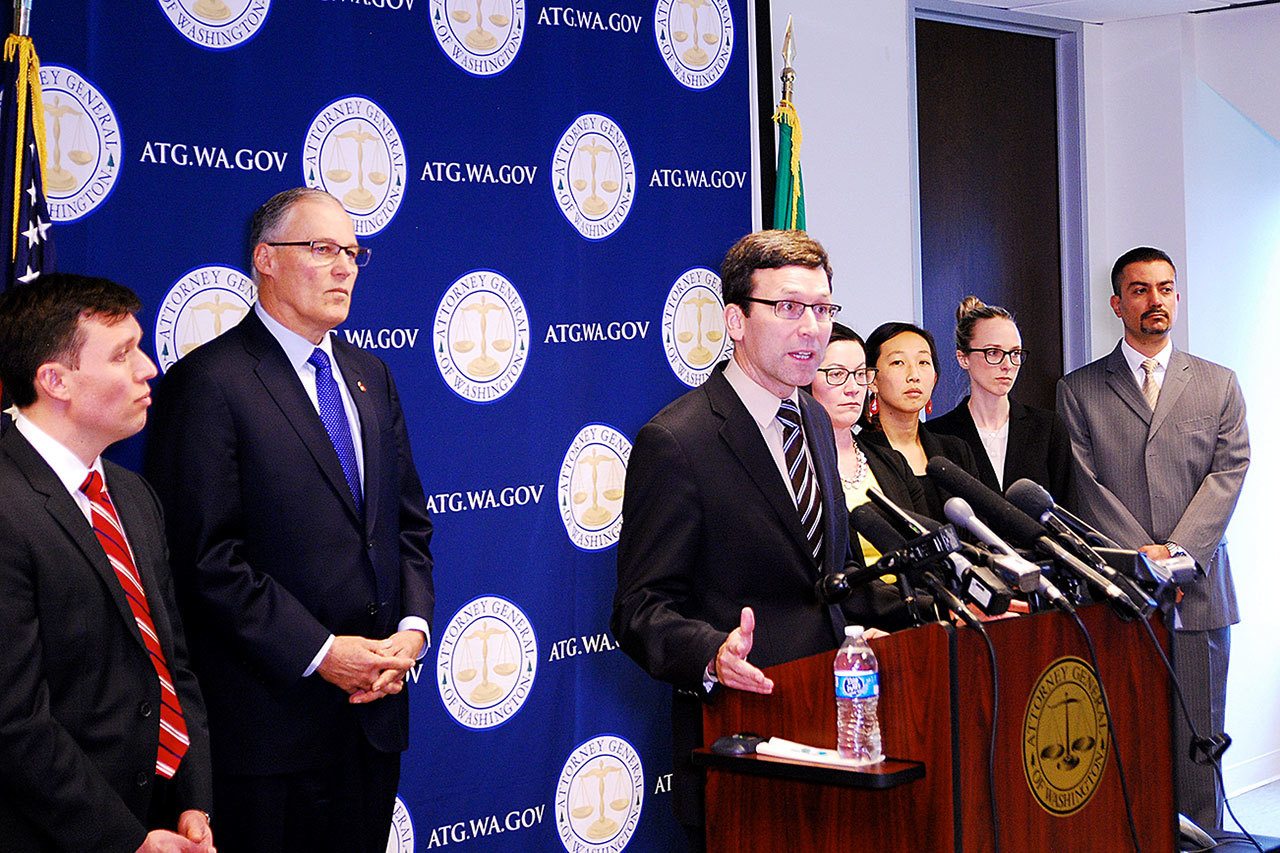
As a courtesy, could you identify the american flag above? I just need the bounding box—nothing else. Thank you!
[1,33,54,291]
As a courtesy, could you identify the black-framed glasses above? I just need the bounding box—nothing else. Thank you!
[741,297,841,322]
[267,240,372,267]
[816,366,877,387]
[965,346,1026,366]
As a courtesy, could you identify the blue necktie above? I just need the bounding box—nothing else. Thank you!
[307,348,363,511]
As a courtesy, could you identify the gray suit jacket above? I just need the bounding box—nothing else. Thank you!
[1056,343,1249,631]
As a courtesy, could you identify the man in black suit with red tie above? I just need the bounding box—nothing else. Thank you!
[146,188,434,852]
[0,274,213,852]
[613,230,870,849]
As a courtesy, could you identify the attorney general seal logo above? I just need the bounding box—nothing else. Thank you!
[1023,656,1110,816]
[551,114,635,241]
[654,0,733,89]
[662,267,731,387]
[555,735,644,852]
[303,96,407,237]
[156,0,270,50]
[433,269,529,403]
[154,266,256,372]
[430,0,525,76]
[38,65,121,223]
[436,596,538,730]
[385,795,414,852]
[558,424,631,551]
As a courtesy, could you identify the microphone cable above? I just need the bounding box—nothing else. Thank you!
[1134,617,1263,852]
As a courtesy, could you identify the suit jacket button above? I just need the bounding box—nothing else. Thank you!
[136,771,150,788]
[366,540,374,550]
[138,701,153,718]
[367,602,378,616]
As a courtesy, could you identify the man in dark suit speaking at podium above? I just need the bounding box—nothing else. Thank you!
[613,230,872,849]
[1058,246,1249,830]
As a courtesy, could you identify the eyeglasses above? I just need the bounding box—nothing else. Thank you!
[816,366,877,387]
[267,240,372,268]
[741,297,842,322]
[965,347,1026,366]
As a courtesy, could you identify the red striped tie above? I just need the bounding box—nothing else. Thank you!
[80,471,189,779]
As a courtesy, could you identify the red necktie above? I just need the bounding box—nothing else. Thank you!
[80,471,189,779]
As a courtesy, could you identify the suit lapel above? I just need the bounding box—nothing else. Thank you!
[239,313,363,524]
[1,431,146,650]
[800,391,843,576]
[704,372,813,564]
[1150,350,1192,438]
[1103,343,1153,426]
[333,341,380,536]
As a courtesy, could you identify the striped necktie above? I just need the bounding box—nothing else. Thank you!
[777,399,825,563]
[80,471,189,779]
[1141,358,1160,411]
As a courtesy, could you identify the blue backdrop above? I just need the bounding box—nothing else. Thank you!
[37,1,753,849]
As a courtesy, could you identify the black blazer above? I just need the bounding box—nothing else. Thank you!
[0,428,211,851]
[856,434,929,517]
[612,367,866,827]
[858,424,980,521]
[928,397,1073,507]
[145,310,434,777]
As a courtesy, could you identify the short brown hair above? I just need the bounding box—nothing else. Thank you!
[719,230,832,312]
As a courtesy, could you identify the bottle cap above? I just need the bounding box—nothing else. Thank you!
[844,625,864,637]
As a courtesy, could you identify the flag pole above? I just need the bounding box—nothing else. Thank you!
[13,0,31,37]
[771,16,805,231]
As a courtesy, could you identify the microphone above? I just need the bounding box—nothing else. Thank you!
[849,504,990,629]
[1006,479,1156,616]
[941,496,1047,597]
[858,499,1012,616]
[929,458,1136,615]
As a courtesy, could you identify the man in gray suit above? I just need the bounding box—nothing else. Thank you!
[1057,246,1249,830]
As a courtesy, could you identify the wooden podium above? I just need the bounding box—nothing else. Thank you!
[694,605,1175,852]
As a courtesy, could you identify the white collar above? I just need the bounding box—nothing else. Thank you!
[254,302,336,373]
[13,411,103,497]
[723,357,800,430]
[1119,338,1172,374]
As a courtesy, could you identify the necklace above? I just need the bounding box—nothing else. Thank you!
[839,439,870,489]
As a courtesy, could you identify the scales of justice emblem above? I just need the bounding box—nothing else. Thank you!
[450,295,515,380]
[444,0,514,50]
[569,446,624,530]
[43,95,95,194]
[567,758,634,842]
[454,618,520,705]
[675,291,724,369]
[669,0,723,68]
[319,121,392,213]
[569,137,621,219]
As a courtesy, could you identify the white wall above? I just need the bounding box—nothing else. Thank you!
[772,0,1280,799]
[765,1,918,329]
[1082,7,1280,798]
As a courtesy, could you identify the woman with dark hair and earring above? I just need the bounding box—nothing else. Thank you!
[928,296,1073,505]
[808,323,929,564]
[859,321,980,520]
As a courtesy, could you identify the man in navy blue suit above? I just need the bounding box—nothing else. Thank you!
[146,188,435,852]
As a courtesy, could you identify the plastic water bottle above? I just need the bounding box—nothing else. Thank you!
[834,625,883,764]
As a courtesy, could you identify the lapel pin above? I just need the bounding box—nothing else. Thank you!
[357,380,367,393]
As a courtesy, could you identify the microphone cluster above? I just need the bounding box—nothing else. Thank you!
[821,456,1191,621]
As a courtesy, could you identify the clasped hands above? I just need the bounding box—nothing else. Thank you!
[317,630,424,704]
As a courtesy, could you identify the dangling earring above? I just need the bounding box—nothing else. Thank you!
[868,393,878,416]
[925,399,933,415]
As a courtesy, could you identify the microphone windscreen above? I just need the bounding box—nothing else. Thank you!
[850,503,909,553]
[1005,478,1053,519]
[926,456,1046,547]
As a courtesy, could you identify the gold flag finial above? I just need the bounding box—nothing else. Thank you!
[780,15,796,103]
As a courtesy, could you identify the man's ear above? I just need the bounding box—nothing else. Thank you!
[33,361,71,403]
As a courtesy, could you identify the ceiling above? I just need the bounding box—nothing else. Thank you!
[951,0,1276,23]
